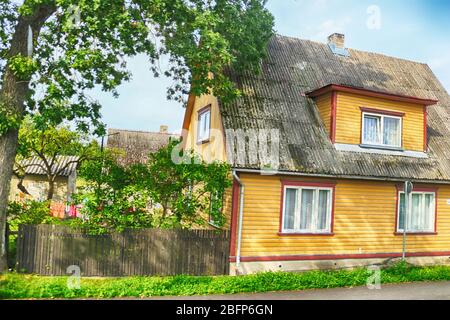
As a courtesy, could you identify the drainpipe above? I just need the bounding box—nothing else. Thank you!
[232,170,244,270]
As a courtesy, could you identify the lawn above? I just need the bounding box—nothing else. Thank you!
[2,262,450,299]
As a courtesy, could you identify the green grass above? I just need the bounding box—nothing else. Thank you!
[2,262,450,299]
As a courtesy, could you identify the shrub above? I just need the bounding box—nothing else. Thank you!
[2,262,450,299]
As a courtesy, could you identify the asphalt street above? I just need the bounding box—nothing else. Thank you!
[146,281,450,300]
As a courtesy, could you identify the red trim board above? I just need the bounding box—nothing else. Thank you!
[229,251,450,263]
[307,84,438,106]
[359,106,405,117]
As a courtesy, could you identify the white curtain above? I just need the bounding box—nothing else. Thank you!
[317,190,329,230]
[363,116,380,144]
[300,189,314,230]
[284,189,297,230]
[409,194,421,230]
[198,111,210,141]
[400,193,434,232]
[424,194,434,231]
[383,117,401,146]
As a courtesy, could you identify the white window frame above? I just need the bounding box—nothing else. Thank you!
[197,107,211,143]
[397,191,436,233]
[361,112,403,148]
[281,186,333,234]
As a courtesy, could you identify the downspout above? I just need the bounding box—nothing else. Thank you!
[232,170,244,270]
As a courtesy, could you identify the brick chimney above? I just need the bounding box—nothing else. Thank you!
[159,125,168,134]
[328,33,345,49]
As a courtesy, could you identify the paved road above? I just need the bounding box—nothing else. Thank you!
[147,281,450,300]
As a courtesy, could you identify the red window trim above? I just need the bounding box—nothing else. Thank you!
[360,107,405,118]
[196,105,211,144]
[394,184,438,235]
[330,92,337,143]
[279,180,336,235]
[360,107,404,147]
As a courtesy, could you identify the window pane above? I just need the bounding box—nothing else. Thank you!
[198,111,210,141]
[383,117,401,147]
[300,189,314,230]
[363,115,381,144]
[410,194,421,231]
[399,193,405,230]
[317,190,330,231]
[283,189,297,230]
[424,194,434,231]
[400,193,435,232]
[204,111,210,137]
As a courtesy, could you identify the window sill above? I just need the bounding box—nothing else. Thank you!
[394,232,437,236]
[278,232,335,237]
[197,139,210,145]
[359,144,404,152]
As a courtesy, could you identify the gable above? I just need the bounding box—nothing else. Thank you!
[182,94,228,163]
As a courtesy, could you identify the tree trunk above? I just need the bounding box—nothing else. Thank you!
[0,130,18,272]
[0,5,55,273]
[47,178,55,201]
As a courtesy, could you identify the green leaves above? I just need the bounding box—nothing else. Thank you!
[8,55,39,81]
[1,0,273,137]
[74,139,232,233]
[17,117,99,160]
[0,103,22,136]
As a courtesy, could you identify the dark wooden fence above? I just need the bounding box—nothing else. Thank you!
[16,225,230,276]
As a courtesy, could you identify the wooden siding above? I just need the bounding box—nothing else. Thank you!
[335,92,425,151]
[315,92,332,137]
[184,94,228,163]
[235,173,450,258]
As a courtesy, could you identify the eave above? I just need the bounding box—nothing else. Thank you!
[306,84,439,106]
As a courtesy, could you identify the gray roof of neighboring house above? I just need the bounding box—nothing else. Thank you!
[106,128,180,166]
[17,155,79,177]
[219,35,450,182]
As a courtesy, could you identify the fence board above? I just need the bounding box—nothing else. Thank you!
[16,225,230,277]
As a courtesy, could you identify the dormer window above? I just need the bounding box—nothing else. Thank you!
[197,106,211,143]
[361,108,403,149]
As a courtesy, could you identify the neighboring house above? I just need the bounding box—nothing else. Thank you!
[10,155,78,217]
[182,33,450,275]
[106,126,179,166]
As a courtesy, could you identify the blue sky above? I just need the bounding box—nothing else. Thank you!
[92,0,450,134]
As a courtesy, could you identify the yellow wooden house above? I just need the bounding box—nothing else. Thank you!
[182,33,450,275]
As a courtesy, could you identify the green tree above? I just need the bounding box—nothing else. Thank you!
[131,139,231,227]
[74,149,153,234]
[74,140,231,233]
[14,117,99,200]
[0,0,274,271]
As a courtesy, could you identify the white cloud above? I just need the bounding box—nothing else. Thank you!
[308,16,353,42]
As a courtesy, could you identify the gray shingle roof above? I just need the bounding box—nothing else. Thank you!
[17,155,78,177]
[220,35,450,182]
[106,128,180,166]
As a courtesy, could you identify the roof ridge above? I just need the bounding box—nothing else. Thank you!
[108,128,180,136]
[274,34,428,66]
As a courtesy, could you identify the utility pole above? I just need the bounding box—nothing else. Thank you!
[403,181,413,261]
